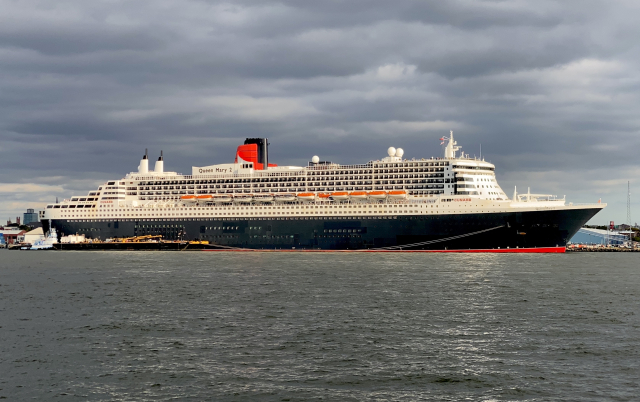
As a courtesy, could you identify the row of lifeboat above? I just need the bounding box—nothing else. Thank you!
[180,190,407,203]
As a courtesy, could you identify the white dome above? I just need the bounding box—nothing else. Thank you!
[395,148,404,157]
[387,147,396,157]
[312,155,320,163]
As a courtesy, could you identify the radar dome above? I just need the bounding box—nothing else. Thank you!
[387,147,396,157]
[395,148,404,157]
[312,155,320,163]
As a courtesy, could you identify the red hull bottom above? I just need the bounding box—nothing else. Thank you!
[202,246,566,253]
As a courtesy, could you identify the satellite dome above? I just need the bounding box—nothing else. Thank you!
[312,155,320,163]
[387,147,396,157]
[396,148,404,157]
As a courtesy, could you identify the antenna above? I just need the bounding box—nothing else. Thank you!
[627,181,631,228]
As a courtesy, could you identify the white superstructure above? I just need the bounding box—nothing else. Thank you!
[42,134,603,224]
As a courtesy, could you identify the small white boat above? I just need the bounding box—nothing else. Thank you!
[234,194,253,203]
[254,194,275,202]
[213,195,232,203]
[275,193,296,202]
[349,191,368,201]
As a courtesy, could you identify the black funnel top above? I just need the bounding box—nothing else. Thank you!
[244,138,269,169]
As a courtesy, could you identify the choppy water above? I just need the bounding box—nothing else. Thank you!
[1,251,639,401]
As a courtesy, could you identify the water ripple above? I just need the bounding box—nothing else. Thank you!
[1,251,638,401]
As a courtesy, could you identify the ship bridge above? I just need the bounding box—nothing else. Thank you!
[441,132,508,201]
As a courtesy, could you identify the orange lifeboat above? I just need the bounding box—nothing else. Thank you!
[297,192,316,202]
[331,191,349,201]
[388,190,407,199]
[369,191,387,200]
[318,193,331,200]
[349,191,368,200]
[196,195,213,202]
[180,195,197,203]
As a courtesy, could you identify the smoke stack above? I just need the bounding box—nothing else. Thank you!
[263,138,269,170]
[243,138,269,170]
[138,149,149,174]
[154,150,164,173]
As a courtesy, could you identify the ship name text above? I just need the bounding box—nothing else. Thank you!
[199,168,228,174]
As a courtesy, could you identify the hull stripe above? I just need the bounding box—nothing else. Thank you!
[202,246,566,253]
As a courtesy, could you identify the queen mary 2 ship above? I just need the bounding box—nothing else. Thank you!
[41,134,605,252]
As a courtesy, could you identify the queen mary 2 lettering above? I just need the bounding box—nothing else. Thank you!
[42,134,605,252]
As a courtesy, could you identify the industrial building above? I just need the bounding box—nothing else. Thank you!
[0,229,26,245]
[569,228,628,246]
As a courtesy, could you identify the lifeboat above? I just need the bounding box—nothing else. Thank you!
[180,195,197,203]
[318,193,331,200]
[213,195,232,203]
[196,195,213,202]
[275,193,296,202]
[349,191,368,200]
[297,192,316,202]
[388,190,407,199]
[254,194,274,202]
[368,191,387,200]
[234,194,253,203]
[331,191,349,201]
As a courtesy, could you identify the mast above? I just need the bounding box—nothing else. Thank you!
[444,130,461,159]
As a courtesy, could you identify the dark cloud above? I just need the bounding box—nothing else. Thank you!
[1,0,639,223]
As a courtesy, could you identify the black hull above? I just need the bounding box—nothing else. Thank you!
[52,242,207,251]
[43,207,602,251]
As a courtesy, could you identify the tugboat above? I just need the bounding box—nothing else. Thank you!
[30,228,59,250]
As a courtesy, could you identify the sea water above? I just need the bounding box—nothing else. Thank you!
[1,251,638,401]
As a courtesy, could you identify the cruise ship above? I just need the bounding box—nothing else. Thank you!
[41,134,605,252]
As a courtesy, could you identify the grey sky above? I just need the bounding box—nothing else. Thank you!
[1,0,639,225]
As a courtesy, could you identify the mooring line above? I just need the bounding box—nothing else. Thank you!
[361,225,505,251]
[202,225,506,252]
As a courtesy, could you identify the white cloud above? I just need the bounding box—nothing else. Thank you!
[199,95,319,121]
[105,108,166,123]
[375,63,417,81]
[0,183,64,193]
[363,120,464,134]
[1,0,640,226]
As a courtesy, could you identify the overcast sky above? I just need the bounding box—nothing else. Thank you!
[2,0,639,225]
